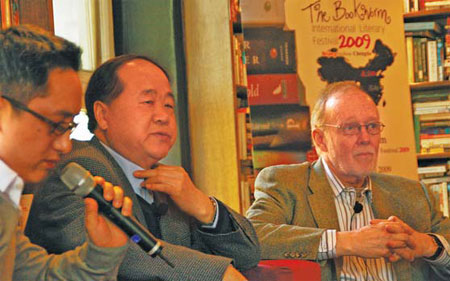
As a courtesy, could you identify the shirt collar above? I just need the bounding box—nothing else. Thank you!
[321,157,372,198]
[99,141,154,203]
[0,159,24,207]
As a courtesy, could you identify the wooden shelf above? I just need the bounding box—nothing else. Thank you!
[410,80,450,91]
[404,8,450,21]
[417,152,450,160]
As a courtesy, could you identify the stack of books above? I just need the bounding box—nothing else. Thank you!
[419,165,450,217]
[412,88,450,154]
[405,21,446,83]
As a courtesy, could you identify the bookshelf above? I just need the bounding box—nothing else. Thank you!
[404,6,450,216]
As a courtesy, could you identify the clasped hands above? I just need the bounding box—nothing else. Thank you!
[337,216,438,263]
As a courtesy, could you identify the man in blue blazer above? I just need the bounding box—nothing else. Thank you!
[247,81,450,281]
[27,54,260,281]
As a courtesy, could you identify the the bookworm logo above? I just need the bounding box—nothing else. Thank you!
[317,39,394,105]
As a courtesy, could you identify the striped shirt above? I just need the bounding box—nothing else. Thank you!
[317,158,450,280]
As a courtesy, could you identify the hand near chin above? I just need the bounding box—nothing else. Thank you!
[134,164,216,224]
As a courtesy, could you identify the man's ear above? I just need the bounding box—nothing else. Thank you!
[312,128,328,153]
[93,101,109,130]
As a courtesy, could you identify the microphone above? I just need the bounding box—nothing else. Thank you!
[60,162,173,268]
[353,201,363,214]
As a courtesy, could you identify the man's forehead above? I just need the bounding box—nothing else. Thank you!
[324,89,378,121]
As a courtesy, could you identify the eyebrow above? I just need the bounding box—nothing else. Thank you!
[52,110,78,120]
[141,89,175,100]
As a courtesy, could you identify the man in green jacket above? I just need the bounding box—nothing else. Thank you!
[247,81,450,281]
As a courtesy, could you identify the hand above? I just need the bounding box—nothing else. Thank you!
[134,164,215,224]
[372,216,438,262]
[222,265,247,281]
[84,176,133,248]
[336,221,411,259]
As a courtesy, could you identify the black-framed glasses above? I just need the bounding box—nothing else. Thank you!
[2,95,76,136]
[321,122,385,136]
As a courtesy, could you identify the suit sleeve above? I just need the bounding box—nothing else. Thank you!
[246,165,326,261]
[194,201,261,270]
[0,193,127,281]
[421,183,450,280]
[26,166,259,280]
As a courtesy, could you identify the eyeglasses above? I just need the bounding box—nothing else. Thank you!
[321,122,385,136]
[2,95,76,136]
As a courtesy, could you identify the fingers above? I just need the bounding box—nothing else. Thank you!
[387,252,401,263]
[391,248,415,262]
[84,198,99,230]
[121,197,133,217]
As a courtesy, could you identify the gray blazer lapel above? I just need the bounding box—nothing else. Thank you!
[89,137,148,227]
[370,177,412,280]
[307,161,340,230]
[157,193,191,246]
[371,177,404,220]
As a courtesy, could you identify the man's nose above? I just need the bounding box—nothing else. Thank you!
[52,131,72,154]
[358,125,371,142]
[152,103,170,124]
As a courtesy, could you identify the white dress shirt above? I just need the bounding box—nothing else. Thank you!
[317,157,450,280]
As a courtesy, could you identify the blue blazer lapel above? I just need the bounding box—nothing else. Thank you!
[307,161,340,230]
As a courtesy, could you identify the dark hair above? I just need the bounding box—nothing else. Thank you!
[85,54,170,131]
[0,25,81,103]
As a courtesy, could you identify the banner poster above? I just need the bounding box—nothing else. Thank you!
[285,0,418,180]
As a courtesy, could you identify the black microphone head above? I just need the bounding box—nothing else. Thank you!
[60,162,96,196]
[353,201,363,214]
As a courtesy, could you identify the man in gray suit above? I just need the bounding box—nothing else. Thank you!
[26,54,260,281]
[0,25,132,280]
[247,81,450,281]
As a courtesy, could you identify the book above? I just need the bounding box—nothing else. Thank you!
[421,137,450,148]
[427,40,438,82]
[405,30,440,39]
[429,182,449,217]
[414,100,450,109]
[250,104,311,169]
[419,112,450,122]
[247,73,300,105]
[437,38,445,80]
[421,127,450,135]
[404,21,443,34]
[413,37,424,82]
[243,27,297,74]
[414,107,450,115]
[421,120,450,128]
[411,88,450,103]
[420,38,429,81]
[418,164,447,174]
[420,133,450,139]
[414,114,421,153]
[424,0,450,10]
[422,176,450,185]
[406,36,415,83]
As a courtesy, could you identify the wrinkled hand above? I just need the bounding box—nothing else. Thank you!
[371,216,438,262]
[84,176,133,248]
[222,265,247,281]
[336,221,411,259]
[134,164,215,224]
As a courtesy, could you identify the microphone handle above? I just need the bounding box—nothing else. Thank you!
[88,185,162,257]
